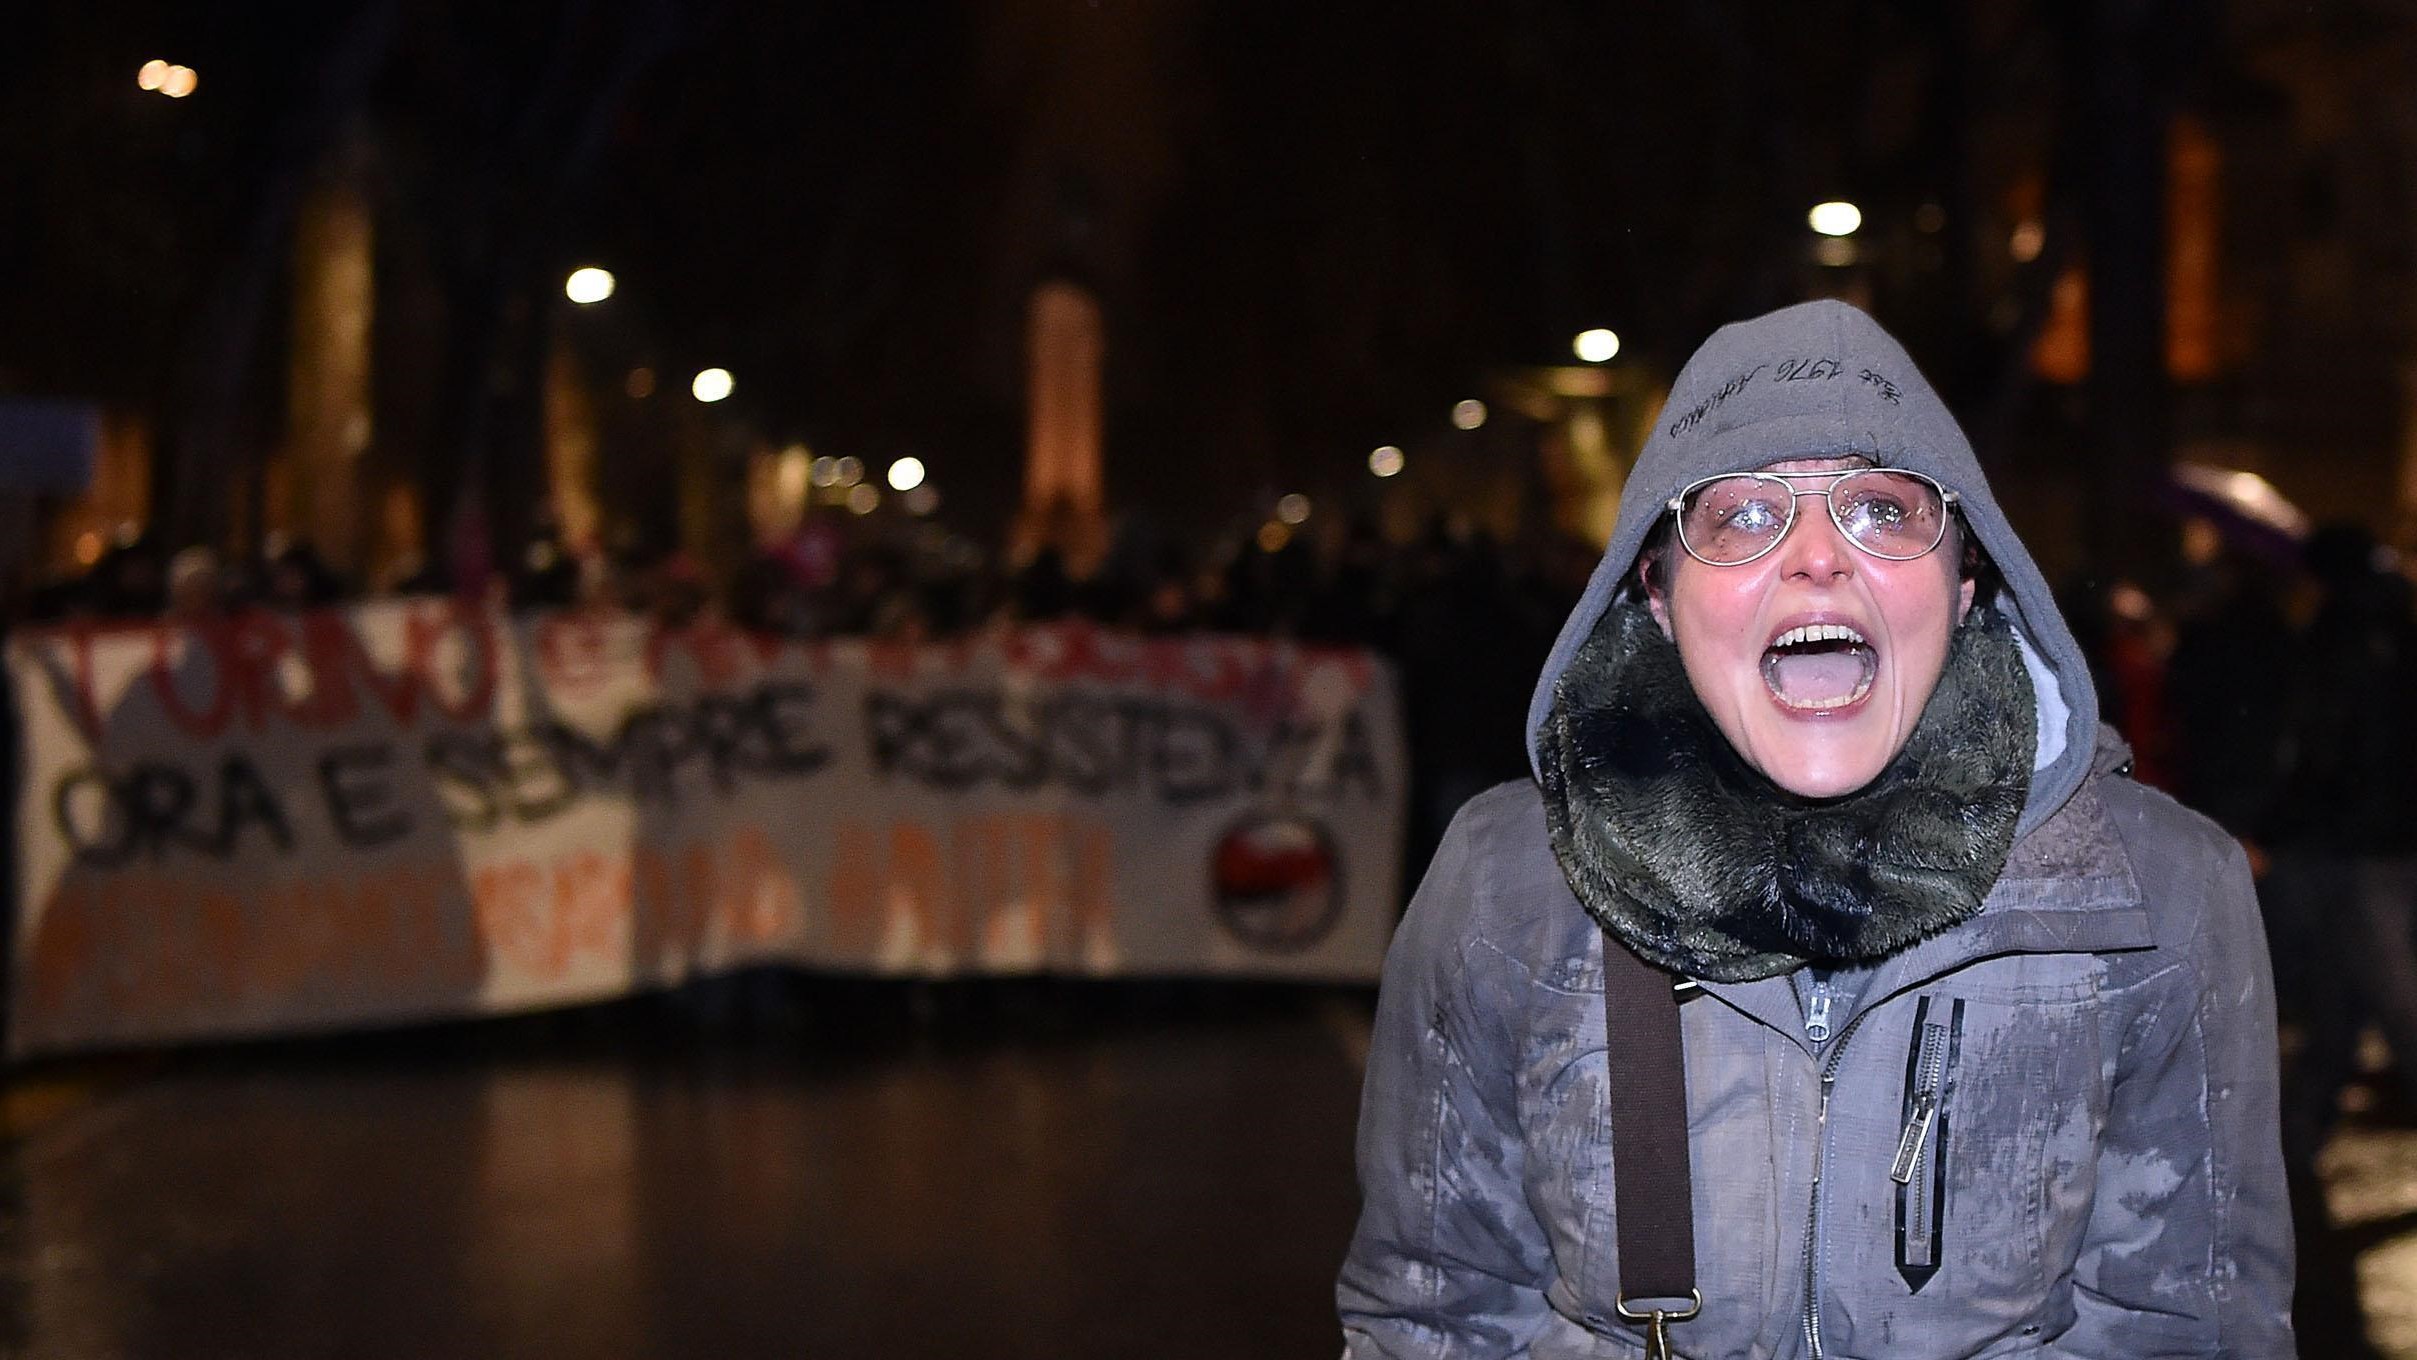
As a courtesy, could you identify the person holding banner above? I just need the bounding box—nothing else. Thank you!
[1338,300,2294,1357]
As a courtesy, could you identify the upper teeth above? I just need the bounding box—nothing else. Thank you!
[1773,623,1867,647]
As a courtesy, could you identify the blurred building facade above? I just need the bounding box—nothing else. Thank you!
[11,2,2417,601]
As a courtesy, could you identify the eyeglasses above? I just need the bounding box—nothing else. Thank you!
[1666,467,1958,567]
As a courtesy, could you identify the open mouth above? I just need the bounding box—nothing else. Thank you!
[1761,622,1877,712]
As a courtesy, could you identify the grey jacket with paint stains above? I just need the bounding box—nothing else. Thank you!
[1338,301,2293,1357]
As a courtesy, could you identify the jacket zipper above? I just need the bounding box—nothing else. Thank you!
[1889,1034,1947,1185]
[1802,995,1869,1360]
[1894,999,1964,1290]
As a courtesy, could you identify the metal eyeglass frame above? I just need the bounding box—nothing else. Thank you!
[1665,467,1959,567]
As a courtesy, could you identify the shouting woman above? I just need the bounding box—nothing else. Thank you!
[1339,300,2293,1358]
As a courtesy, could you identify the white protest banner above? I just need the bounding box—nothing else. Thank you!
[5,602,1405,1057]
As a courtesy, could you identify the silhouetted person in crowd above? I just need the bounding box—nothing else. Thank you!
[266,540,350,610]
[509,529,579,611]
[730,544,799,635]
[1303,515,1395,649]
[2055,573,2177,789]
[1393,524,1543,880]
[1081,514,1163,627]
[2263,521,2417,1358]
[2165,544,2294,838]
[647,550,712,630]
[163,546,224,623]
[1210,538,1275,633]
[1013,546,1075,623]
[93,533,167,617]
[1104,545,1195,635]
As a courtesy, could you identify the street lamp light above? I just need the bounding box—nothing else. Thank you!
[1574,328,1621,363]
[139,60,197,98]
[1809,201,1863,237]
[564,266,615,304]
[1369,446,1405,478]
[886,456,926,492]
[691,368,734,403]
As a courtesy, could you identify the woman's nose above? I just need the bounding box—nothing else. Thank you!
[1778,496,1854,580]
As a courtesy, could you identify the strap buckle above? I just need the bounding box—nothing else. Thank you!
[1615,1289,1702,1360]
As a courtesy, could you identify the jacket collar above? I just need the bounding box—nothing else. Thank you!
[1693,736,2150,1055]
[1541,601,2036,982]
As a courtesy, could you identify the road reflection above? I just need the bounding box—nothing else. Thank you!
[0,986,1367,1359]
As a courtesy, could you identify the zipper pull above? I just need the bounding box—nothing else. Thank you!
[1804,990,1833,1044]
[1889,1091,1938,1184]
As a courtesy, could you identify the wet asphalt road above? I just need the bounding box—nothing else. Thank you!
[12,982,2417,1358]
[0,982,1372,1360]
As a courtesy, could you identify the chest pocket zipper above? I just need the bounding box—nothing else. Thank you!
[1889,1091,1938,1185]
[1894,995,1964,1293]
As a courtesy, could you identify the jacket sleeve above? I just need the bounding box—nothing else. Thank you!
[2046,838,2297,1359]
[1338,803,1556,1357]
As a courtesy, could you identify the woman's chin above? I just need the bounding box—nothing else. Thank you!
[1743,734,1892,799]
[1768,768,1881,800]
[1733,684,1908,798]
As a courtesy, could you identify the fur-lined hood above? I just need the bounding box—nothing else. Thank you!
[1526,299,2095,840]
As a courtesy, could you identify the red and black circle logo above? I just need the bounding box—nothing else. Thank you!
[1211,815,1342,952]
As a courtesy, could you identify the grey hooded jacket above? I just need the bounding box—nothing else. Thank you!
[1338,301,2294,1358]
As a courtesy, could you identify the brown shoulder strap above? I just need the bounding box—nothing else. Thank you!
[1600,933,1697,1311]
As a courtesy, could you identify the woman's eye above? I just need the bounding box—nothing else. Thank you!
[1727,501,1782,531]
[1846,497,1910,531]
